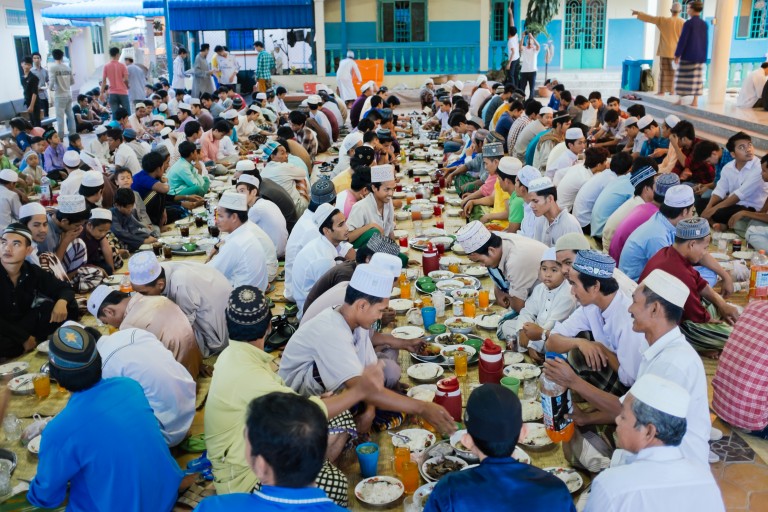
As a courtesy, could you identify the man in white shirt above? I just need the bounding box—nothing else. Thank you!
[91,321,196,447]
[260,140,309,216]
[336,51,363,104]
[469,75,492,118]
[585,374,724,511]
[549,127,585,182]
[506,28,520,87]
[109,129,141,175]
[736,62,768,109]
[208,191,269,291]
[128,102,149,138]
[519,32,540,100]
[544,269,711,467]
[514,106,553,161]
[515,165,541,239]
[171,48,189,92]
[527,176,582,247]
[702,132,768,225]
[88,126,111,166]
[347,165,396,243]
[291,204,354,315]
[235,166,288,257]
[557,147,610,213]
[307,95,333,141]
[213,46,240,86]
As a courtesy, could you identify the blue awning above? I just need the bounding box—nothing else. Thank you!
[43,0,164,19]
[142,0,314,31]
[42,17,103,27]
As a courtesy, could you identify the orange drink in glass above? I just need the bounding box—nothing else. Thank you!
[33,374,50,399]
[454,351,468,377]
[394,446,410,475]
[478,290,490,309]
[463,298,476,318]
[401,461,420,494]
[400,280,412,299]
[448,263,460,273]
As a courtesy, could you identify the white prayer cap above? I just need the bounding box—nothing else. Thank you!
[221,109,238,120]
[248,104,261,114]
[517,165,542,188]
[456,221,492,254]
[629,373,690,419]
[177,102,192,112]
[307,94,322,105]
[256,92,267,101]
[236,160,256,172]
[218,190,248,212]
[94,125,108,135]
[498,156,522,175]
[87,284,115,317]
[158,103,168,112]
[57,195,86,214]
[528,176,555,193]
[90,208,112,221]
[641,269,690,309]
[540,247,557,262]
[346,50,355,58]
[425,78,434,86]
[664,115,681,128]
[565,127,584,140]
[349,263,394,299]
[454,80,465,91]
[369,252,403,279]
[128,251,162,285]
[637,114,655,130]
[475,74,488,86]
[19,202,46,218]
[663,185,694,208]
[151,115,165,122]
[134,102,146,109]
[555,232,590,252]
[0,169,18,183]
[539,106,554,115]
[371,164,395,183]
[312,202,336,226]
[81,170,104,187]
[315,84,328,93]
[63,150,81,168]
[237,173,260,189]
[444,80,455,90]
[164,119,176,127]
[160,127,173,137]
[623,116,639,127]
[341,132,364,154]
[361,80,376,92]
[190,98,201,106]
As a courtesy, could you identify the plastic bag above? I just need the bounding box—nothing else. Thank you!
[22,414,52,445]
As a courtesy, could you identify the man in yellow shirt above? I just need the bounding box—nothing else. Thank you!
[461,143,516,229]
[632,2,685,95]
[332,146,374,194]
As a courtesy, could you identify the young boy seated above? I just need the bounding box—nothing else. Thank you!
[424,384,575,512]
[22,152,44,186]
[110,188,157,252]
[79,208,120,277]
[497,247,578,363]
[0,169,21,229]
[114,167,159,236]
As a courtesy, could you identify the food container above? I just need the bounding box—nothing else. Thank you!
[435,377,462,421]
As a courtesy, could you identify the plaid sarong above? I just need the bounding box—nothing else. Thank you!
[659,57,675,93]
[454,173,480,196]
[675,60,705,96]
[568,347,629,397]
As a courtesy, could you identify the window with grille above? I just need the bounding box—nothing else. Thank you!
[737,0,768,39]
[91,26,104,55]
[492,0,506,41]
[379,0,426,43]
[680,0,691,20]
[6,9,27,26]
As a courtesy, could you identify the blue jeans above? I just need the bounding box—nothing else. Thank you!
[443,141,462,154]
[108,94,131,119]
[53,95,76,137]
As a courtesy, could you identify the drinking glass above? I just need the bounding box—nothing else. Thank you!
[162,245,173,260]
[401,461,420,494]
[400,280,412,299]
[478,290,490,309]
[399,236,409,248]
[437,195,445,205]
[2,414,21,442]
[33,374,50,399]
[435,221,445,229]
[179,225,190,237]
[454,351,468,377]
[394,446,411,475]
[463,298,476,318]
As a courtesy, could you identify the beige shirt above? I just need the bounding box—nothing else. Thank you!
[120,294,202,379]
[495,233,548,301]
[636,13,685,59]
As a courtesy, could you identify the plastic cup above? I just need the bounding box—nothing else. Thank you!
[433,205,442,217]
[501,376,520,395]
[435,221,445,229]
[454,351,468,377]
[421,307,437,328]
[437,195,445,205]
[33,374,50,399]
[356,442,380,478]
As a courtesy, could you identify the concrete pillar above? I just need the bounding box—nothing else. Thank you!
[102,18,111,54]
[340,0,347,57]
[708,0,735,104]
[480,0,490,72]
[314,0,327,77]
[24,0,39,52]
[146,19,157,70]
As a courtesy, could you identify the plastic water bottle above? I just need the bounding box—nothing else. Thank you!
[749,250,768,300]
[540,352,574,443]
[40,176,51,206]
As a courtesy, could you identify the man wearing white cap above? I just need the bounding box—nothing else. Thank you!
[469,75,491,118]
[127,102,148,138]
[306,95,334,142]
[332,132,364,178]
[129,251,232,356]
[261,139,310,216]
[208,191,269,291]
[658,115,682,174]
[38,194,90,273]
[236,170,288,257]
[291,204,354,316]
[19,202,48,266]
[456,221,547,311]
[279,264,457,435]
[585,374,724,511]
[557,146,610,213]
[514,106,553,161]
[88,125,111,166]
[0,169,21,229]
[637,115,669,164]
[350,81,376,129]
[108,129,142,175]
[515,165,543,238]
[531,113,570,173]
[336,51,363,104]
[548,127,585,180]
[346,164,396,243]
[507,102,541,160]
[88,283,202,379]
[528,176,582,247]
[545,268,712,467]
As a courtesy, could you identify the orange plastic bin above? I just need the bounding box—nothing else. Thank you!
[352,59,385,96]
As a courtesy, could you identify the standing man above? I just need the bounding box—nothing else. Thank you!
[102,47,131,117]
[20,57,40,127]
[674,1,708,107]
[192,44,215,98]
[214,46,240,89]
[171,48,189,92]
[125,57,147,110]
[336,51,362,104]
[49,49,76,138]
[632,2,685,96]
[253,41,275,93]
[31,52,49,123]
[506,28,520,88]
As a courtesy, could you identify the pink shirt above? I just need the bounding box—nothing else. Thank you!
[103,60,129,95]
[200,130,220,162]
[480,174,498,197]
[609,202,659,262]
[343,191,358,218]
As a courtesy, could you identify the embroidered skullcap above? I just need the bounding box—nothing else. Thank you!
[349,263,393,299]
[652,173,678,196]
[2,223,32,242]
[57,195,86,214]
[498,156,522,176]
[128,251,162,285]
[87,284,115,317]
[517,165,542,188]
[49,323,99,371]
[81,170,104,187]
[89,208,111,221]
[226,285,272,341]
[555,232,590,252]
[456,221,492,254]
[310,178,336,207]
[261,140,280,158]
[629,165,657,187]
[482,142,504,158]
[528,176,555,193]
[572,250,615,278]
[353,145,375,166]
[675,217,710,240]
[371,164,395,183]
[375,128,392,143]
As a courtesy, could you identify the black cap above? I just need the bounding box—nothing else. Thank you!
[465,384,522,443]
[352,145,375,166]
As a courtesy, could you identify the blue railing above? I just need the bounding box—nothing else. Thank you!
[489,40,508,71]
[621,57,766,90]
[325,43,480,75]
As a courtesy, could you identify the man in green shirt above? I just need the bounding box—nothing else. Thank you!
[166,141,210,196]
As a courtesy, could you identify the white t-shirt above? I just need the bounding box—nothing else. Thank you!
[520,46,539,73]
[508,36,520,61]
[248,198,288,257]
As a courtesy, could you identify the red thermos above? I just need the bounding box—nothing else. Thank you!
[478,338,503,384]
[422,242,439,276]
[435,376,463,421]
